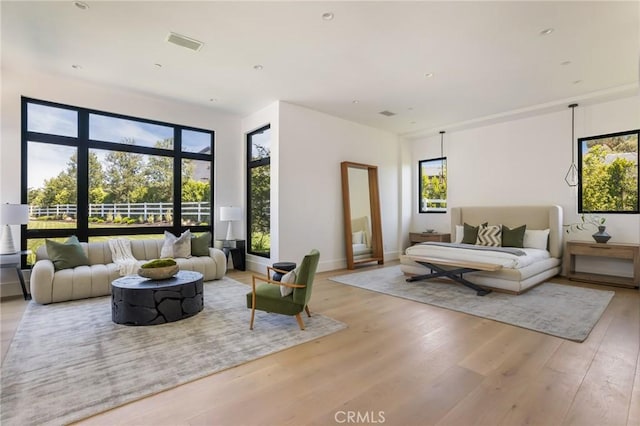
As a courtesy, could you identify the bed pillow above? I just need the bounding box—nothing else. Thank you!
[502,225,527,248]
[191,232,212,256]
[280,268,298,297]
[45,235,90,271]
[476,224,502,247]
[523,229,550,250]
[161,230,192,258]
[352,230,364,245]
[454,225,464,244]
[461,222,488,244]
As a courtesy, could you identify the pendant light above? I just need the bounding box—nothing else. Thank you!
[439,131,445,183]
[564,103,579,187]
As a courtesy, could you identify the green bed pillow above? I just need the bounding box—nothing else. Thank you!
[45,235,90,271]
[502,225,527,248]
[191,232,212,256]
[461,222,488,244]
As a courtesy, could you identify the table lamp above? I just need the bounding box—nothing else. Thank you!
[0,204,29,255]
[220,206,241,241]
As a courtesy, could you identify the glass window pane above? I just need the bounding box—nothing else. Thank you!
[249,164,270,255]
[27,103,78,137]
[26,237,69,266]
[580,132,639,213]
[182,159,211,226]
[90,114,174,149]
[89,149,173,227]
[250,127,271,161]
[27,142,77,227]
[419,158,447,213]
[182,129,212,154]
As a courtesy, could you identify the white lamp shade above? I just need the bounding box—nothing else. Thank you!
[220,206,241,222]
[1,204,29,225]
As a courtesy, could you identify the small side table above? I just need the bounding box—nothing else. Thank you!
[271,262,296,281]
[0,250,31,300]
[215,239,246,271]
[409,232,451,245]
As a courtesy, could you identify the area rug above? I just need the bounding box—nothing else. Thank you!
[0,277,346,426]
[330,266,614,342]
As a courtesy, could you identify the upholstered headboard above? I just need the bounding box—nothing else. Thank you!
[450,205,563,259]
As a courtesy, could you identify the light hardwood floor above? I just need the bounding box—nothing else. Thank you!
[1,263,639,426]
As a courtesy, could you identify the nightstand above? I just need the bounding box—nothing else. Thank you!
[409,232,451,245]
[565,241,639,288]
[0,250,31,300]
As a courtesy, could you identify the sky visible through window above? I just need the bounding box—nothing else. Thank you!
[27,105,210,188]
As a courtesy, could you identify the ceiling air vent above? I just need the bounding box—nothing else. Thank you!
[379,110,396,117]
[166,32,204,52]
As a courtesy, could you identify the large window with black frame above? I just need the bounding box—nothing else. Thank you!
[246,125,271,257]
[578,128,639,214]
[22,97,214,265]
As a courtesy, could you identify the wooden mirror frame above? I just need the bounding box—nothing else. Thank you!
[341,161,384,269]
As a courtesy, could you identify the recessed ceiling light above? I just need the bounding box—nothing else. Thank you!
[573,79,582,85]
[322,12,334,21]
[410,121,416,125]
[408,107,414,111]
[154,63,162,68]
[74,1,89,10]
[539,28,554,36]
[352,100,359,104]
[71,64,82,69]
[560,60,571,66]
[209,98,218,102]
[424,72,434,78]
[253,64,264,71]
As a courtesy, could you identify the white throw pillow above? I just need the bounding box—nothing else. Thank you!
[454,225,464,244]
[523,229,550,250]
[280,268,298,297]
[352,230,364,244]
[160,230,192,258]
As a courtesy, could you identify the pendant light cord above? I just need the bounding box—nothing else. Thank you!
[440,131,445,158]
[569,104,578,164]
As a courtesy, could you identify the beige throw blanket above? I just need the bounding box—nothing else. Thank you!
[108,238,139,276]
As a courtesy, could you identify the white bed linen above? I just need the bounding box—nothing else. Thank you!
[353,243,371,256]
[405,244,550,269]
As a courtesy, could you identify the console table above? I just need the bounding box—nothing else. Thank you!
[409,232,451,245]
[0,250,31,300]
[565,241,640,288]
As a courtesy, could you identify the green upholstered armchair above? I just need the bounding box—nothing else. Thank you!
[247,249,320,330]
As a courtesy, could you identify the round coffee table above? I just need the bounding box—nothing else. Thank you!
[111,270,204,326]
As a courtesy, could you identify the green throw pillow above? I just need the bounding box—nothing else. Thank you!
[45,236,90,271]
[191,232,212,256]
[502,225,527,248]
[461,222,488,244]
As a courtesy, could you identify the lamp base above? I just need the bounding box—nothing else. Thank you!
[225,221,235,241]
[0,224,17,255]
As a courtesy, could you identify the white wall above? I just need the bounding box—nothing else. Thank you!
[242,102,397,272]
[405,94,640,277]
[0,66,243,296]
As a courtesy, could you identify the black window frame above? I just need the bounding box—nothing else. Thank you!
[21,97,215,266]
[246,124,271,258]
[578,128,639,214]
[418,156,447,214]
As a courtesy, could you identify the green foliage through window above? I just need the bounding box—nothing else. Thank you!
[579,130,639,213]
[419,157,447,213]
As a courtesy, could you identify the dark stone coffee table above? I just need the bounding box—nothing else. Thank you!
[111,270,204,326]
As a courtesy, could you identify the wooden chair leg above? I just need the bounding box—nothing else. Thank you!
[305,305,311,317]
[295,313,305,330]
[250,306,255,330]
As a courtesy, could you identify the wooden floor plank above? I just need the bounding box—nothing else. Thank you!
[1,263,638,426]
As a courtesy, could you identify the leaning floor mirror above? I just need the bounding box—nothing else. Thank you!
[341,161,384,269]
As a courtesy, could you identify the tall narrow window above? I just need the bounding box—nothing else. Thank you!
[418,157,447,213]
[578,129,639,213]
[247,125,271,257]
[22,97,214,265]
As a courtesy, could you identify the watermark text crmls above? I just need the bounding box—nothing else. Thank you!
[334,410,385,424]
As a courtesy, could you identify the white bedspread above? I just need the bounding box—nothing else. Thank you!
[405,244,550,269]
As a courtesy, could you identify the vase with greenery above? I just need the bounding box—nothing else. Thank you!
[565,214,610,243]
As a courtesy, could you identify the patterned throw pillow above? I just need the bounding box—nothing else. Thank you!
[160,230,192,258]
[476,225,502,247]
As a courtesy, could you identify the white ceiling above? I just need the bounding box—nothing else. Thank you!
[2,1,638,137]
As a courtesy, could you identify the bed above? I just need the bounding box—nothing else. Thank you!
[400,205,563,294]
[351,215,373,260]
